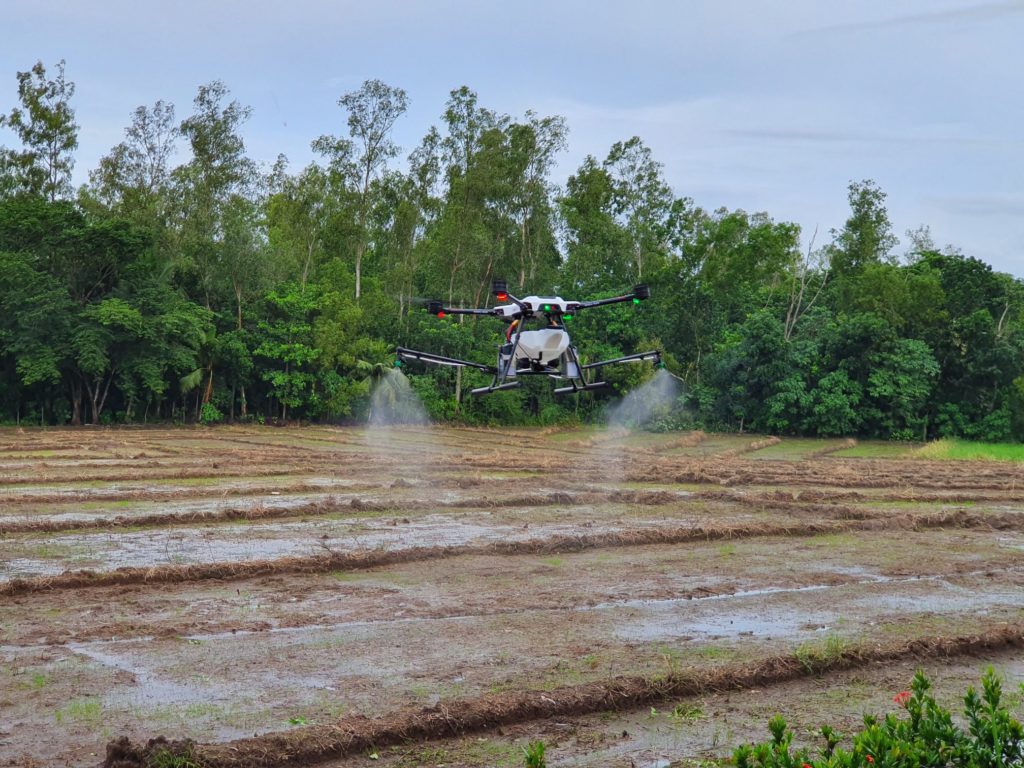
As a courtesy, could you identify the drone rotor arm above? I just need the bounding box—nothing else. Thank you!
[568,284,650,311]
[396,347,498,373]
[432,306,501,317]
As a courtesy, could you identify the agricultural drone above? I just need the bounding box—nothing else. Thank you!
[396,280,662,395]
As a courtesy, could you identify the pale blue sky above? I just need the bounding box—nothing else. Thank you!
[3,0,1022,276]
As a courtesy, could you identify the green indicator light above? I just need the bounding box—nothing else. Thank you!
[563,314,573,320]
[543,304,551,311]
[632,298,641,304]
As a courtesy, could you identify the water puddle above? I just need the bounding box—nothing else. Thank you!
[67,639,211,706]
[1,510,667,579]
[612,568,1024,642]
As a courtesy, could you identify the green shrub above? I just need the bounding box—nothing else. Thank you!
[199,402,223,425]
[523,739,546,767]
[735,669,1022,768]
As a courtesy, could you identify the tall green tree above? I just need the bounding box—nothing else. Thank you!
[604,137,674,281]
[173,80,259,307]
[560,156,632,293]
[0,59,78,201]
[266,163,333,289]
[170,81,263,415]
[85,99,178,227]
[316,79,409,300]
[828,180,898,282]
[504,112,567,290]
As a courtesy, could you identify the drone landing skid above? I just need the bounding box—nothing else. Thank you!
[553,380,608,395]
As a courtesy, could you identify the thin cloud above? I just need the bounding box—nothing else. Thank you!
[928,195,1024,217]
[792,1,1024,36]
[722,127,1023,149]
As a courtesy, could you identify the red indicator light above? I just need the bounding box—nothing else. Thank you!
[437,311,446,318]
[496,292,508,302]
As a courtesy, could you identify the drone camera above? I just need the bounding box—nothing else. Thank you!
[633,284,650,301]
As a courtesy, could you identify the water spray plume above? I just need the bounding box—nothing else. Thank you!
[368,369,430,427]
[607,369,682,430]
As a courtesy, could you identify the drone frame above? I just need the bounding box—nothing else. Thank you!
[396,280,661,396]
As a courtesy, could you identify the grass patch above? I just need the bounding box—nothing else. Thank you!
[747,439,843,460]
[55,696,103,725]
[793,634,850,672]
[914,438,1024,462]
[17,541,92,559]
[831,442,917,458]
[695,645,738,661]
[149,746,202,768]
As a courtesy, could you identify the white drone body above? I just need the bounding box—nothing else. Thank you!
[504,328,573,372]
[495,296,573,372]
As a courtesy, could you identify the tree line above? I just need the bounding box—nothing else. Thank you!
[1,59,1022,439]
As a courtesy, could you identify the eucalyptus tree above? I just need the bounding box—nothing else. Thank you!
[0,59,78,201]
[265,162,334,289]
[172,80,259,307]
[559,156,632,293]
[315,79,409,300]
[433,86,507,305]
[170,81,264,415]
[85,100,178,229]
[502,112,567,290]
[603,137,674,281]
[359,127,443,324]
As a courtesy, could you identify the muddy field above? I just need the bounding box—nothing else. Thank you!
[1,425,1022,768]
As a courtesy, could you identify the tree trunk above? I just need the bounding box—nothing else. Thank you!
[202,364,214,405]
[518,217,529,289]
[355,241,364,301]
[96,374,114,423]
[83,375,109,425]
[302,239,315,290]
[88,384,100,425]
[70,379,83,426]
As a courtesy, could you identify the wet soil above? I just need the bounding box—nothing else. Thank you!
[312,651,1024,768]
[0,425,1022,767]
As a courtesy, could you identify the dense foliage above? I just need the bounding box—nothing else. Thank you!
[2,60,1023,438]
[735,669,1023,768]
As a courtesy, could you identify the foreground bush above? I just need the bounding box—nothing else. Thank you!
[735,669,1022,768]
